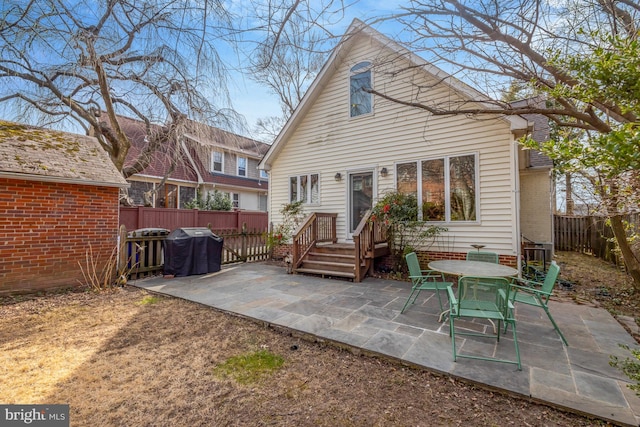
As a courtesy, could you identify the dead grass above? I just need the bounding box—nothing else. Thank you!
[0,283,606,426]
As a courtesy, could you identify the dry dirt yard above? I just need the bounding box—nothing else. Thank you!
[0,251,636,426]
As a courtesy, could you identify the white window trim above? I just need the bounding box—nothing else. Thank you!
[237,156,247,177]
[394,153,480,224]
[259,169,269,179]
[211,151,224,173]
[348,61,374,119]
[289,173,320,205]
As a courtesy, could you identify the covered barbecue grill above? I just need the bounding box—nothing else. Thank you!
[163,227,223,276]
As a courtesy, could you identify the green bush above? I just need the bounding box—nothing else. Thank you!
[265,201,305,250]
[185,190,232,211]
[371,191,447,272]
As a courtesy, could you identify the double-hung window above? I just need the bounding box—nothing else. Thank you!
[350,62,372,117]
[237,156,247,177]
[289,173,319,204]
[211,151,223,172]
[396,154,477,222]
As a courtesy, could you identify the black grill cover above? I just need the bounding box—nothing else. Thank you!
[163,227,223,276]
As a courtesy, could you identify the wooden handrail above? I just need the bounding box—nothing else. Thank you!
[291,212,338,269]
[353,210,389,282]
[353,210,373,283]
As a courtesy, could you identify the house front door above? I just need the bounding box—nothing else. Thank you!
[348,171,374,234]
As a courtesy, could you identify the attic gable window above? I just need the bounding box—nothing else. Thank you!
[350,61,372,117]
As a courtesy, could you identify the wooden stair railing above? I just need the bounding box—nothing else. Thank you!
[353,210,388,282]
[292,213,338,268]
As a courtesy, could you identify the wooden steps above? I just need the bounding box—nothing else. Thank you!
[294,244,357,280]
[293,241,388,282]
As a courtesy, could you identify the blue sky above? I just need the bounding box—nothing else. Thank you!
[227,0,406,140]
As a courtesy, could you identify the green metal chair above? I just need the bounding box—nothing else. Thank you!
[447,276,521,370]
[402,252,452,314]
[466,250,499,263]
[509,261,568,346]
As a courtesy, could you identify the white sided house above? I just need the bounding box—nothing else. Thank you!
[259,19,553,281]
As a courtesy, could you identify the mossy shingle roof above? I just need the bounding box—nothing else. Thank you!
[0,120,128,187]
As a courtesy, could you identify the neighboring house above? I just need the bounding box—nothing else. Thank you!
[0,120,128,294]
[259,19,554,278]
[95,115,270,211]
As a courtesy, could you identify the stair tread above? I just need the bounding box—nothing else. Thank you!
[308,252,355,259]
[303,260,354,267]
[295,268,355,278]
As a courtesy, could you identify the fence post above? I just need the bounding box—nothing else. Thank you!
[241,222,247,261]
[193,208,199,227]
[136,206,144,230]
[118,224,128,273]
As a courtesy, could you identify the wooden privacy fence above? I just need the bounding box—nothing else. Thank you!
[118,224,269,280]
[554,214,640,264]
[120,206,268,232]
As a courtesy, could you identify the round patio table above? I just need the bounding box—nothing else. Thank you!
[429,259,518,324]
[428,259,518,277]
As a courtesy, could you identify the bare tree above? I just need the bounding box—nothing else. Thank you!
[0,0,240,178]
[358,0,640,287]
[244,0,347,141]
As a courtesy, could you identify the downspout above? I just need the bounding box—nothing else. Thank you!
[512,134,521,274]
[512,123,533,275]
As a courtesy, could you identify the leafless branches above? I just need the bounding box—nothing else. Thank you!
[364,0,639,132]
[0,0,239,178]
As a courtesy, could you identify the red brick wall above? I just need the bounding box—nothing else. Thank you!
[415,251,517,268]
[0,178,120,294]
[271,243,292,260]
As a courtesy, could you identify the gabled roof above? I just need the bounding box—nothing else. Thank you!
[0,120,128,187]
[99,114,269,186]
[259,19,529,170]
[183,122,270,159]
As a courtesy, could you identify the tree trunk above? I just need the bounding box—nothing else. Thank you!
[609,214,640,291]
[565,173,574,215]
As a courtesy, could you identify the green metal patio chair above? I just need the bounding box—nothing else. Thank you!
[466,250,499,263]
[402,252,452,314]
[509,261,568,346]
[447,276,521,370]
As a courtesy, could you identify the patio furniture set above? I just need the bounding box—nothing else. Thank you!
[402,250,568,371]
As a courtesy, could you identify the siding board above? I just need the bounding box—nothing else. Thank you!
[268,29,537,257]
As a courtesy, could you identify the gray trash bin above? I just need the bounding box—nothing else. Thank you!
[126,228,170,271]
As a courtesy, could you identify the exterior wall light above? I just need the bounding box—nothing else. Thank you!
[380,167,388,177]
[334,172,342,181]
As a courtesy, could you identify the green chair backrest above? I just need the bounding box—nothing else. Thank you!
[405,252,421,278]
[456,276,511,316]
[466,251,499,263]
[540,261,561,296]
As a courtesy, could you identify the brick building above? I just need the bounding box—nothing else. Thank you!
[0,121,128,294]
